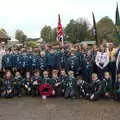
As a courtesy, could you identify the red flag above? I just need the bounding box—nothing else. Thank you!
[57,14,64,44]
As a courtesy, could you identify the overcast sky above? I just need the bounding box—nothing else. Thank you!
[0,0,119,38]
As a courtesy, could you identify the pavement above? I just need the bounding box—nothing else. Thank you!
[0,97,120,120]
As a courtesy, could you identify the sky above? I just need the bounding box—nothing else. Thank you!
[0,0,119,38]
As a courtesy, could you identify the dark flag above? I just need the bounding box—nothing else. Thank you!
[115,3,120,81]
[115,3,120,42]
[116,48,120,81]
[116,49,120,70]
[92,12,99,45]
[57,14,64,45]
[115,3,120,25]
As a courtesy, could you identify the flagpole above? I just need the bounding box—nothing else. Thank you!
[92,12,99,46]
[61,22,64,47]
[61,40,64,47]
[115,2,120,42]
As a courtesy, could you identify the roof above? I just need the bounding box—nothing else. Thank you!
[80,41,96,45]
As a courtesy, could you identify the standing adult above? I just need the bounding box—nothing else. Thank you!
[107,41,117,83]
[95,45,109,80]
[91,44,98,73]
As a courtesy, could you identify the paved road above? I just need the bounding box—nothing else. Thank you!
[0,97,120,120]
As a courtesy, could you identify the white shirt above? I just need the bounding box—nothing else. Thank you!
[0,48,5,70]
[95,51,109,69]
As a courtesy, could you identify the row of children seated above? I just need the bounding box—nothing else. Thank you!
[0,69,120,101]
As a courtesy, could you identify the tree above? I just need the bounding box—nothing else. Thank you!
[0,28,7,35]
[96,16,114,41]
[28,41,37,48]
[64,18,90,43]
[0,28,9,43]
[41,25,53,43]
[15,29,27,43]
[52,27,57,42]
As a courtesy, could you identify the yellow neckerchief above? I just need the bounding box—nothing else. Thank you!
[108,48,116,60]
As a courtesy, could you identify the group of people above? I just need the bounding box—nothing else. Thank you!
[0,41,120,101]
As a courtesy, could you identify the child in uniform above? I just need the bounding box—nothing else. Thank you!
[114,73,120,100]
[46,49,58,71]
[2,50,13,71]
[13,50,22,71]
[20,49,29,73]
[58,48,68,70]
[41,71,51,84]
[31,52,40,71]
[103,72,113,98]
[90,73,105,100]
[38,71,55,98]
[51,70,62,97]
[23,72,32,96]
[64,71,77,98]
[76,76,89,98]
[13,71,24,97]
[39,51,47,72]
[59,69,67,95]
[82,50,93,83]
[2,70,13,98]
[31,70,41,96]
[75,45,84,75]
[67,48,80,76]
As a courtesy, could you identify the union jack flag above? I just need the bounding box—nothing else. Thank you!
[57,14,64,45]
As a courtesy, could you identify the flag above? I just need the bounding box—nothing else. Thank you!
[116,49,120,70]
[115,3,120,25]
[115,3,120,42]
[116,48,120,81]
[92,12,99,45]
[57,14,64,44]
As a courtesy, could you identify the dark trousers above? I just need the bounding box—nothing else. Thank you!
[108,62,116,84]
[3,88,13,98]
[96,66,109,80]
[64,88,76,98]
[31,85,39,96]
[54,85,63,97]
[82,67,93,83]
[13,85,22,96]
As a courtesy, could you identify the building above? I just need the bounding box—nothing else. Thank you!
[80,41,96,46]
